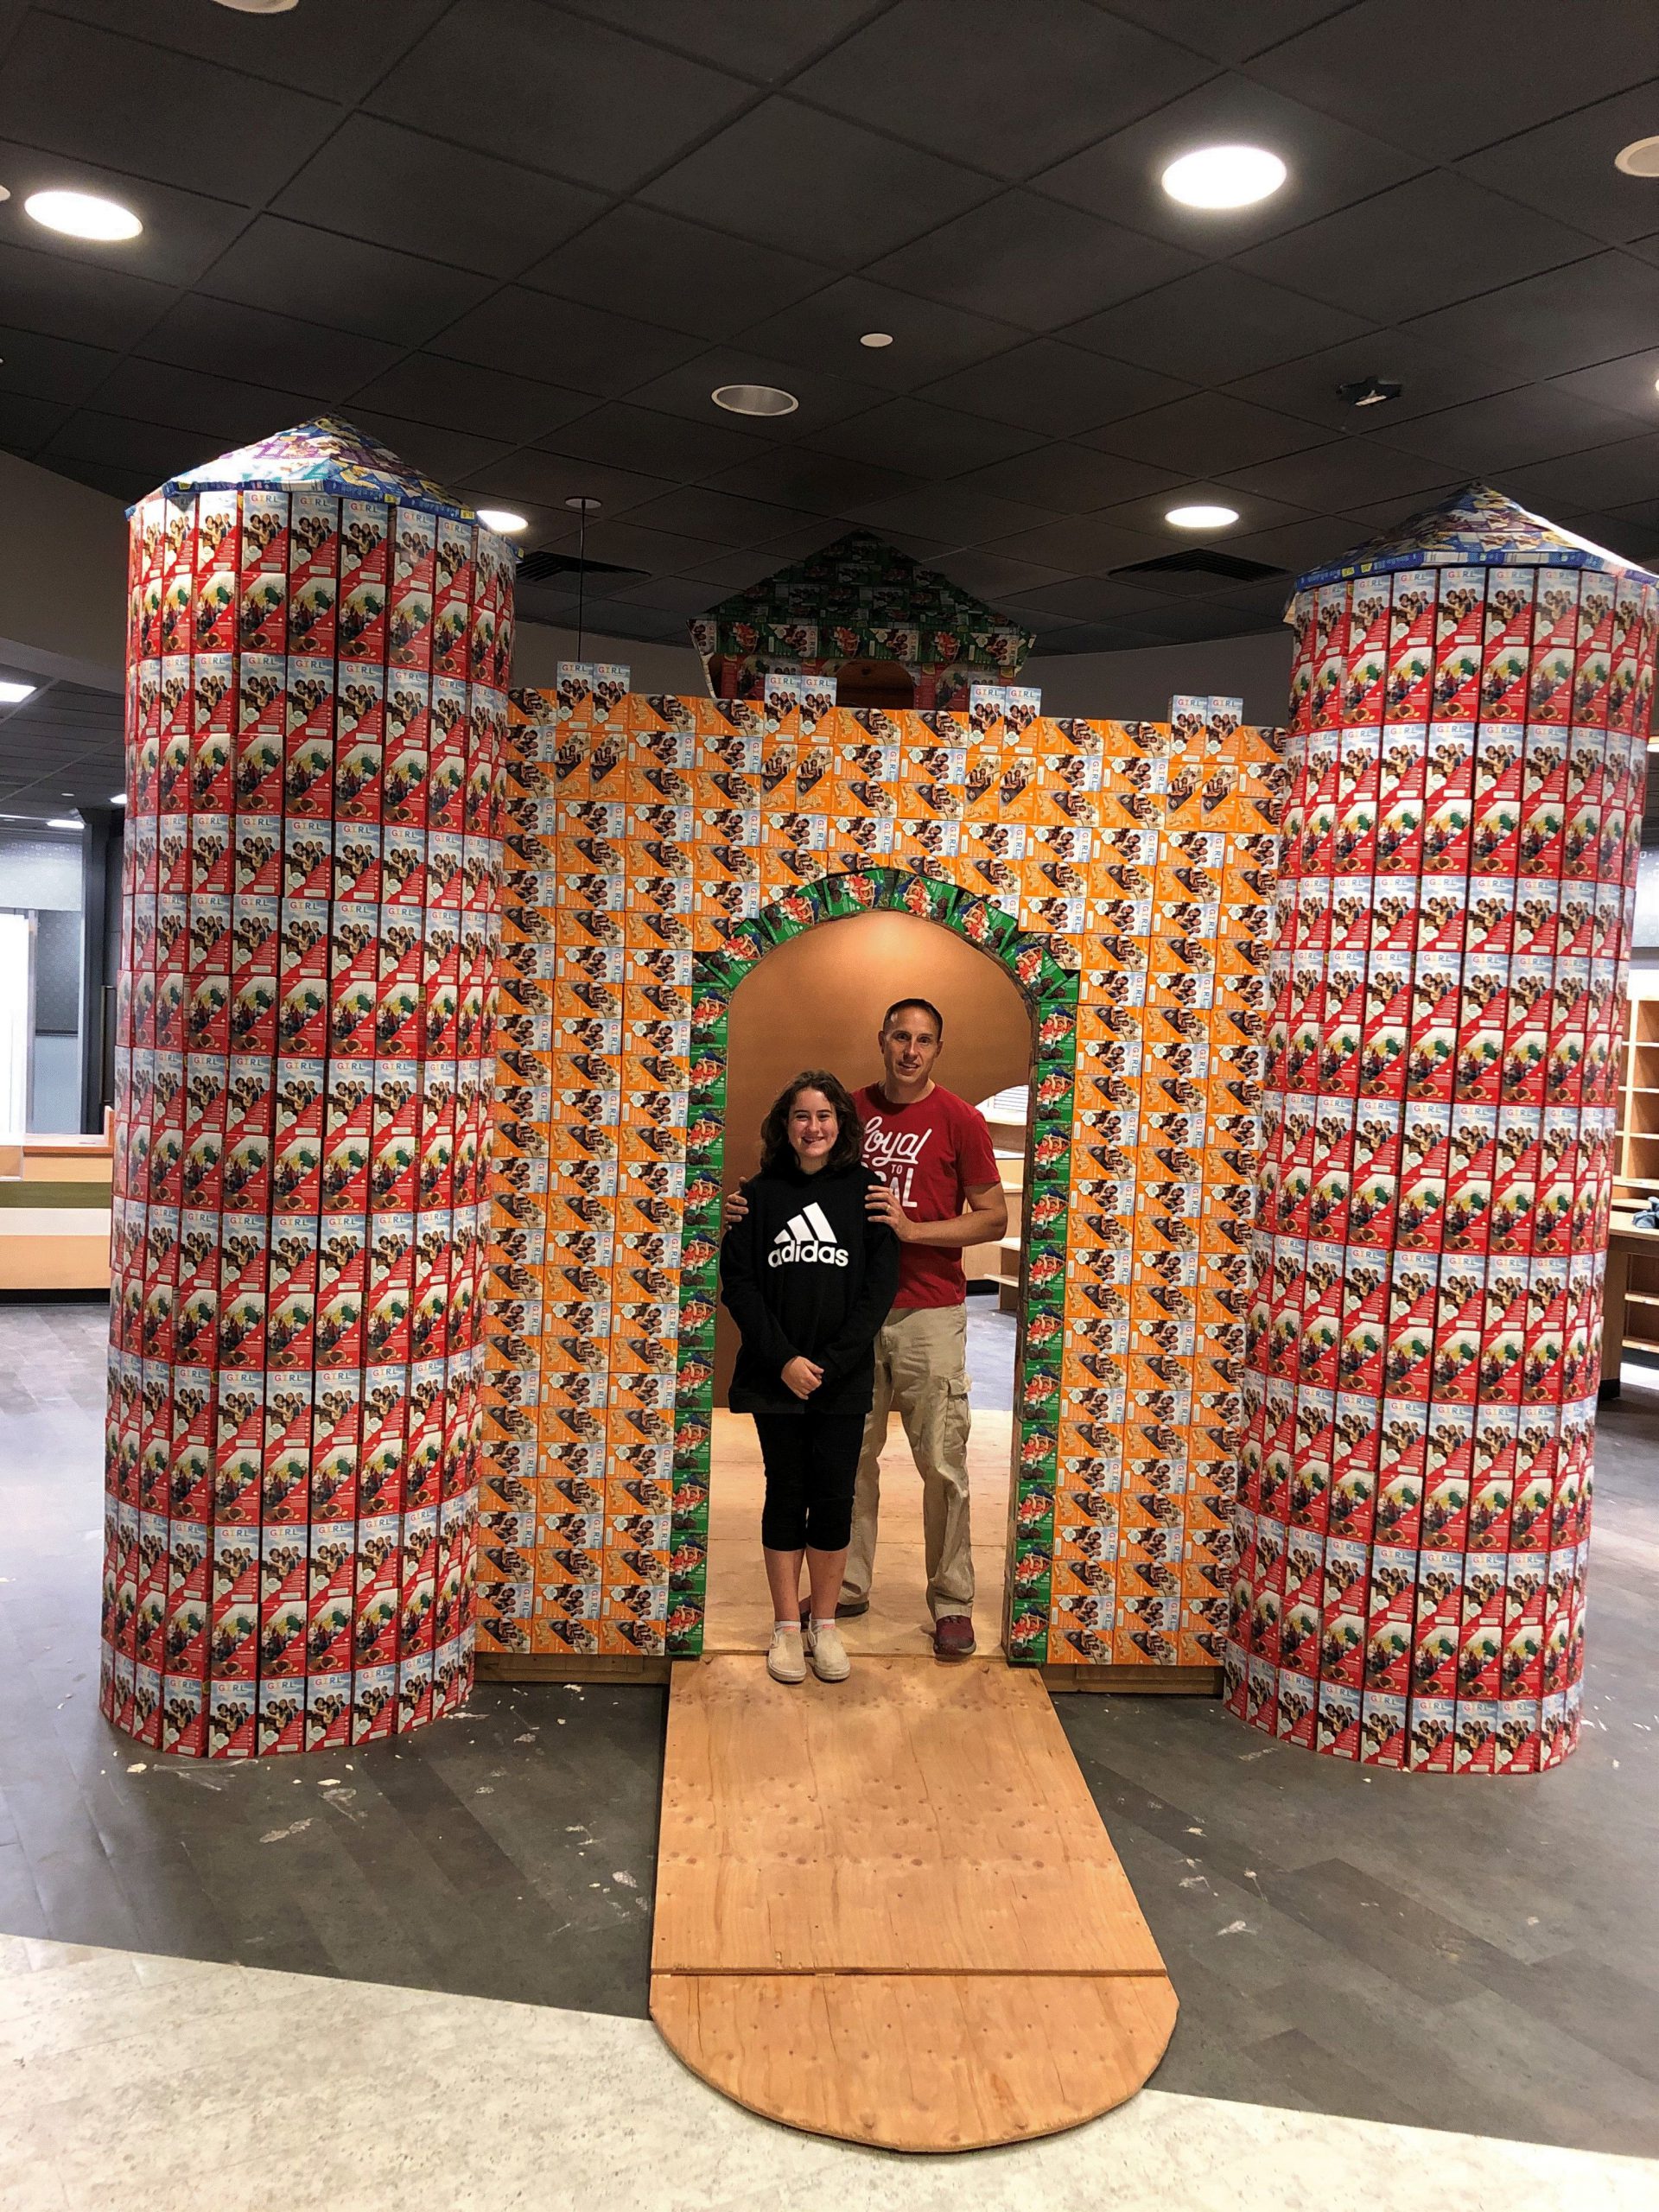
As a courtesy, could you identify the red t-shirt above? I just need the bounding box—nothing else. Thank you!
[855,1083,1001,1310]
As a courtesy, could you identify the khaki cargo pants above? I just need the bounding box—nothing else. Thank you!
[842,1301,973,1622]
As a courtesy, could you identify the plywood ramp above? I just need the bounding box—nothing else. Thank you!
[650,1655,1177,2152]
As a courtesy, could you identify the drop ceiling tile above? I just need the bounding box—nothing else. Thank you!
[78,359,316,448]
[1031,620,1164,654]
[49,0,453,99]
[698,446,923,514]
[273,116,607,280]
[677,524,852,588]
[622,346,889,441]
[429,288,706,398]
[606,575,722,617]
[1131,599,1274,644]
[572,599,696,645]
[0,393,72,456]
[1085,391,1328,476]
[734,279,1021,393]
[1549,348,1659,421]
[39,410,215,483]
[1034,74,1424,251]
[619,486,828,547]
[1574,507,1659,562]
[1383,385,1648,474]
[976,513,1165,573]
[1098,0,1353,65]
[1098,478,1319,541]
[0,326,119,408]
[1337,482,1476,535]
[1405,253,1659,382]
[1238,172,1597,324]
[923,340,1189,438]
[535,518,738,575]
[136,297,404,399]
[1220,438,1452,511]
[558,0,875,79]
[931,550,1072,601]
[1067,264,1375,382]
[370,0,753,192]
[1458,85,1659,247]
[640,98,995,265]
[791,0,1213,177]
[1001,575,1174,623]
[805,397,1043,478]
[1222,327,1522,434]
[0,12,335,200]
[1253,0,1659,162]
[1497,435,1659,518]
[848,485,1058,547]
[345,352,595,443]
[0,238,175,351]
[869,191,1200,334]
[949,442,1185,514]
[549,402,769,479]
[199,217,495,349]
[460,451,677,517]
[1221,515,1368,575]
[523,207,832,340]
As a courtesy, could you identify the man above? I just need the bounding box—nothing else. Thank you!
[728,997,1007,1655]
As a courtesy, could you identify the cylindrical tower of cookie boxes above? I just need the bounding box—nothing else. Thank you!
[101,417,513,1757]
[1227,485,1656,1774]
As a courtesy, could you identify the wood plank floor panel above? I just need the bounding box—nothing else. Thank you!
[651,1970,1179,2151]
[652,1656,1166,1977]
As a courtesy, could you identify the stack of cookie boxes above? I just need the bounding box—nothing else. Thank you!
[480,683,1284,1669]
[1228,486,1656,1773]
[102,418,512,1757]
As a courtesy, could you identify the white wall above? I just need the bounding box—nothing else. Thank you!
[1025,626,1295,727]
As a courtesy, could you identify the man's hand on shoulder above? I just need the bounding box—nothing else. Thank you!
[725,1186,749,1225]
[865,1181,913,1241]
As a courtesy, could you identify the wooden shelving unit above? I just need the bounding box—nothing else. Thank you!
[1612,990,1659,1363]
[965,1086,1027,1312]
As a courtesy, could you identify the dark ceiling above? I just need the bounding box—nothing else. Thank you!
[3,0,1659,663]
[0,674,124,814]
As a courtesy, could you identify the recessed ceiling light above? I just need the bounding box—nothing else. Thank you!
[1161,144,1287,209]
[1615,135,1659,177]
[0,680,37,704]
[48,817,82,831]
[563,494,602,512]
[1338,376,1403,408]
[712,383,798,417]
[1166,503,1239,530]
[25,189,142,241]
[860,332,893,348]
[111,792,128,806]
[213,0,300,12]
[476,507,528,533]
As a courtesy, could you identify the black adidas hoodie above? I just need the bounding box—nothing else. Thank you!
[720,1160,899,1417]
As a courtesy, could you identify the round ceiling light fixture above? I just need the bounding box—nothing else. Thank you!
[0,679,38,704]
[111,792,128,806]
[1160,143,1287,209]
[1614,135,1659,177]
[475,506,528,533]
[1166,503,1239,530]
[25,188,142,241]
[712,382,798,416]
[860,331,893,348]
[48,817,82,831]
[213,1,301,13]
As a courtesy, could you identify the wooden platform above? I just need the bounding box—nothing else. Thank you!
[649,1654,1176,2151]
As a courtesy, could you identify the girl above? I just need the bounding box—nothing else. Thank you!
[720,1071,899,1685]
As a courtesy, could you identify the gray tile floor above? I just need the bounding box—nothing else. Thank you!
[2,1299,1656,2154]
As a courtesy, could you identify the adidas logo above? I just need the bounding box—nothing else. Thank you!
[769,1202,849,1268]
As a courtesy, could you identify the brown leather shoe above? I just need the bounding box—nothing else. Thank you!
[933,1614,976,1657]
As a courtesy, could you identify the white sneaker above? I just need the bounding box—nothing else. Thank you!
[804,1618,850,1683]
[767,1624,806,1683]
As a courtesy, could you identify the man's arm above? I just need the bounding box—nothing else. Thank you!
[866,1179,1007,1248]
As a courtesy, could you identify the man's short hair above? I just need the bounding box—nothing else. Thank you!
[881,996,944,1040]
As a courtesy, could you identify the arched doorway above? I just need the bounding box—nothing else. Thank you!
[673,867,1081,1665]
[705,907,1033,1654]
[832,658,914,709]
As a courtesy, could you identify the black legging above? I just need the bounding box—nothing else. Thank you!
[753,1409,866,1553]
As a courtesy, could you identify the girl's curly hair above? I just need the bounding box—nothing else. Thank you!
[759,1070,862,1174]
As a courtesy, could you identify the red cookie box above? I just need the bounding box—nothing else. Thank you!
[158,655,193,812]
[1279,1522,1325,1681]
[434,518,476,678]
[365,1211,415,1366]
[1442,1102,1497,1254]
[1518,727,1568,879]
[385,672,432,826]
[1386,572,1439,722]
[1421,726,1474,875]
[190,652,236,810]
[272,1056,324,1217]
[1432,567,1486,720]
[1543,959,1592,1109]
[213,1375,264,1526]
[276,897,329,1057]
[1310,582,1351,731]
[228,893,277,1058]
[266,1217,319,1373]
[1342,579,1390,726]
[1359,948,1411,1102]
[284,658,335,820]
[1405,948,1462,1104]
[1610,582,1649,736]
[1521,1252,1570,1407]
[335,663,385,823]
[186,893,232,1056]
[429,677,472,833]
[391,505,436,672]
[1527,573,1581,723]
[1396,1103,1451,1253]
[1498,955,1554,1105]
[316,1215,366,1370]
[209,1521,259,1683]
[337,498,389,665]
[173,1213,219,1368]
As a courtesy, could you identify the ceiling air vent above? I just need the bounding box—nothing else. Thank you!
[1111,549,1287,583]
[515,549,642,586]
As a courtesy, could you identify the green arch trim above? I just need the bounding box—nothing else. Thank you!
[667,865,1080,1664]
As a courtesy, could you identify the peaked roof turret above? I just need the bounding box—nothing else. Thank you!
[140,414,482,524]
[1295,480,1659,592]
